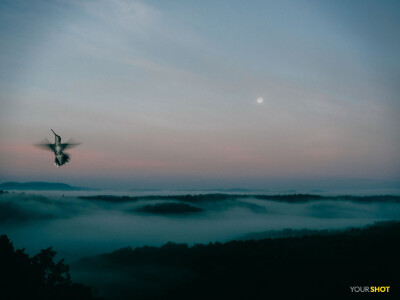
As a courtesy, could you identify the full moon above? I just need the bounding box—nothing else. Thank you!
[257,97,264,104]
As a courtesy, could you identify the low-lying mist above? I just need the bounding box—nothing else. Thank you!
[1,191,400,261]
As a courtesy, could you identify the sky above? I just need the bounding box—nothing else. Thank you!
[0,0,399,191]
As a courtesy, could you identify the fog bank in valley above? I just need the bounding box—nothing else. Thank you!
[1,191,400,261]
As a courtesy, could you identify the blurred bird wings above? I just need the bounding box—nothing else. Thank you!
[61,139,81,150]
[34,139,55,151]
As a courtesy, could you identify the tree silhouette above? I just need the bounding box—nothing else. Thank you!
[0,235,100,300]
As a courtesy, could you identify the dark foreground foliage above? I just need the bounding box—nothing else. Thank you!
[0,235,101,300]
[74,221,400,300]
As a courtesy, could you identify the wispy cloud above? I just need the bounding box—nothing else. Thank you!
[73,0,160,31]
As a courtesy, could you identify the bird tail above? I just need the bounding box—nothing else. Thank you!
[55,153,70,166]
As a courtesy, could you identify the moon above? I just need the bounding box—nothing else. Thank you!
[257,97,264,104]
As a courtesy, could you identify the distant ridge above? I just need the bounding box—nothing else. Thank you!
[79,193,400,203]
[0,181,93,191]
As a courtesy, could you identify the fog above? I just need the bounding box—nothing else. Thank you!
[1,191,400,261]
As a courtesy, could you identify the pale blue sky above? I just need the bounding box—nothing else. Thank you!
[0,0,399,190]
